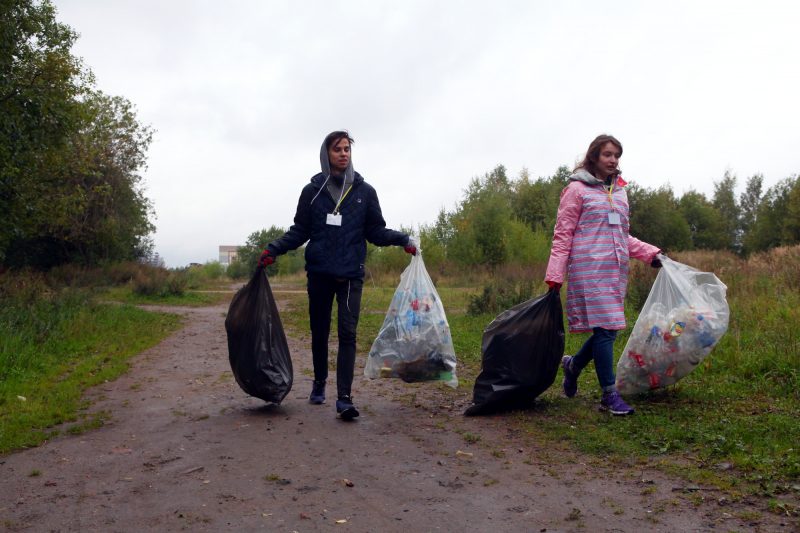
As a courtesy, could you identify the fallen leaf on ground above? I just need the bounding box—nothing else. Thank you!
[342,478,354,487]
[455,450,473,458]
[335,519,347,524]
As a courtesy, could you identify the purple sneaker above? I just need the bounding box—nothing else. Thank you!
[561,355,579,398]
[600,390,634,416]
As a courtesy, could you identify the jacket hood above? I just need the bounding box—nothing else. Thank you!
[319,138,355,184]
[569,169,604,185]
[569,168,626,187]
[310,171,364,188]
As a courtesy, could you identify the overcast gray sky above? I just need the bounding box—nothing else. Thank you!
[54,0,800,267]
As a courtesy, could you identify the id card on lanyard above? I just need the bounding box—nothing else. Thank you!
[606,182,621,225]
[326,184,352,226]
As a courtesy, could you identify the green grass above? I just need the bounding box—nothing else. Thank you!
[0,291,182,453]
[274,259,800,494]
[102,286,232,307]
[476,285,799,493]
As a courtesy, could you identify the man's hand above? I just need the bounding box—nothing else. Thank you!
[258,249,275,267]
[546,280,562,292]
[404,235,419,256]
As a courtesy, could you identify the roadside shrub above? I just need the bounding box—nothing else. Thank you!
[105,261,147,285]
[182,261,225,289]
[467,278,535,316]
[225,259,251,280]
[0,270,50,303]
[200,261,224,279]
[625,260,658,311]
[131,268,187,297]
[745,245,800,291]
[0,272,90,379]
[47,264,102,288]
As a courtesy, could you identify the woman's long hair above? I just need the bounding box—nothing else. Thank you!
[575,134,623,178]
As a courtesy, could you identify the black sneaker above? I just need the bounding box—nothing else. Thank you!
[309,380,326,404]
[335,395,359,420]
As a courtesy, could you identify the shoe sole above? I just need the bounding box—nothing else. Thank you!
[337,407,359,421]
[309,398,325,405]
[599,405,634,416]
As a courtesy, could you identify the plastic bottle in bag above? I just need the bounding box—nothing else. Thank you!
[365,240,458,387]
[616,256,729,394]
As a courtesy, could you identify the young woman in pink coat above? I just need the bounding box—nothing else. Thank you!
[545,134,662,415]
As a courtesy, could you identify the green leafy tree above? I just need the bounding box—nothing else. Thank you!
[782,175,800,245]
[627,184,692,252]
[511,166,568,233]
[232,226,305,278]
[712,171,741,252]
[1,0,155,268]
[739,173,763,238]
[679,191,728,250]
[1,0,87,263]
[743,177,795,253]
[446,166,516,268]
[431,207,455,247]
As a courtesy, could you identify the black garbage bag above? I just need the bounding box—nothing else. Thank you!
[225,267,293,403]
[464,291,564,416]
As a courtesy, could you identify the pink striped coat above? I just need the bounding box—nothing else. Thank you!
[545,171,660,333]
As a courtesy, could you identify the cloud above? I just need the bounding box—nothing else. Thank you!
[55,0,800,266]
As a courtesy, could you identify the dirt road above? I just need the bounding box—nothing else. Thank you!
[0,296,793,532]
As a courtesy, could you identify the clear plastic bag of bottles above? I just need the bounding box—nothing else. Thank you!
[364,241,457,387]
[616,255,729,394]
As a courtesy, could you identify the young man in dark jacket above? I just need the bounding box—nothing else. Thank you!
[260,131,416,420]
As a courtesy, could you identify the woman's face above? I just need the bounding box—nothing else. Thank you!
[596,142,621,179]
[327,138,351,175]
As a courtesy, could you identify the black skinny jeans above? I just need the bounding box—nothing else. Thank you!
[307,272,363,399]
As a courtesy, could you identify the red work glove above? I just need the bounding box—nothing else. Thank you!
[258,249,275,267]
[546,280,562,292]
[404,236,418,256]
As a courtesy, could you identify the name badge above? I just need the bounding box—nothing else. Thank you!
[326,213,342,226]
[608,212,621,225]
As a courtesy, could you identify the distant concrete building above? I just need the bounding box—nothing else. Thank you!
[219,245,241,267]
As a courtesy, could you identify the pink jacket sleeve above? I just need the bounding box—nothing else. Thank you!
[545,183,583,284]
[628,235,660,263]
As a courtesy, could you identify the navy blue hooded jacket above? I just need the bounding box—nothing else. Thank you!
[267,140,409,280]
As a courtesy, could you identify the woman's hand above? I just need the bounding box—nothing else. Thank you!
[650,252,666,268]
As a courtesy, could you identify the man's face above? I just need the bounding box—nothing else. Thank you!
[328,138,351,174]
